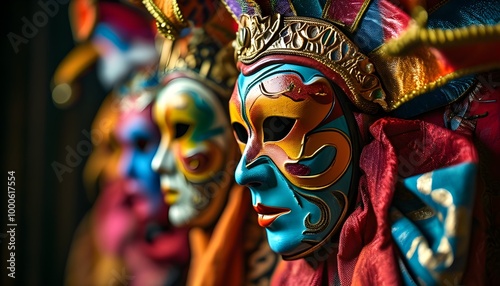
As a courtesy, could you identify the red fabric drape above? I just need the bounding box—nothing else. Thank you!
[273,117,479,285]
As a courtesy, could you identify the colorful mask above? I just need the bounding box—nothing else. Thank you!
[115,97,162,214]
[56,1,191,285]
[220,1,500,284]
[94,74,191,284]
[94,73,187,260]
[230,62,358,258]
[152,77,237,227]
[144,5,279,282]
[151,28,240,228]
[142,0,284,285]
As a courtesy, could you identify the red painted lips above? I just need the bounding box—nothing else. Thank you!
[254,203,291,228]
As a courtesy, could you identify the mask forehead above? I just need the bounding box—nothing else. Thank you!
[116,106,158,146]
[156,78,228,139]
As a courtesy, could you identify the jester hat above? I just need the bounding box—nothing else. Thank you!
[51,0,158,108]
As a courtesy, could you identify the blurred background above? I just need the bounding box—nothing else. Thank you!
[2,1,108,285]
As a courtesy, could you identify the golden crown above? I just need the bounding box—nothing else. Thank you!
[234,14,388,114]
[161,28,239,100]
[142,0,188,40]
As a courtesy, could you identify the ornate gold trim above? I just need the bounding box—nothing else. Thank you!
[142,0,185,40]
[234,14,388,113]
[406,206,435,221]
[286,0,297,15]
[350,0,372,32]
[301,192,331,235]
[382,6,500,56]
[162,28,238,99]
[171,0,186,27]
[220,0,240,22]
[321,0,372,32]
[389,62,500,111]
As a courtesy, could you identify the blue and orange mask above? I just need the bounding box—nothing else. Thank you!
[230,63,359,259]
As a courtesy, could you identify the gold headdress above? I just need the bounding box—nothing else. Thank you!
[234,13,387,113]
[159,28,239,100]
[225,0,500,116]
[144,0,239,99]
[142,0,188,40]
[141,0,500,116]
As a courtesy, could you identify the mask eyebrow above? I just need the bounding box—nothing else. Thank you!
[259,81,295,97]
[259,74,330,102]
[258,74,307,102]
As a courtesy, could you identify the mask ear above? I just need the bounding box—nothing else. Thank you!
[69,0,98,42]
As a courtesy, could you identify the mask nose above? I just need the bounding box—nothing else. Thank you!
[118,152,135,178]
[151,143,175,174]
[235,155,277,189]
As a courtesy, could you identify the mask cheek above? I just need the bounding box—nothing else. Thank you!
[176,140,224,183]
[285,146,336,178]
[282,130,351,190]
[137,154,158,192]
[106,152,122,181]
[267,149,300,182]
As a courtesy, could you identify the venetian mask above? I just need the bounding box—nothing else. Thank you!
[114,96,163,217]
[152,76,238,227]
[95,86,189,266]
[230,63,358,259]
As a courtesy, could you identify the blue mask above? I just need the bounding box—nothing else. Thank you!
[230,63,358,259]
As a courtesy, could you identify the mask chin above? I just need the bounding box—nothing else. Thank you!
[169,202,198,227]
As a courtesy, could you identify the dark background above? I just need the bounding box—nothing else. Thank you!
[2,1,108,285]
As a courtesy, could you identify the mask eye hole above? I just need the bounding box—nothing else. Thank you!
[263,116,295,142]
[174,122,190,139]
[232,122,248,144]
[134,137,149,152]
